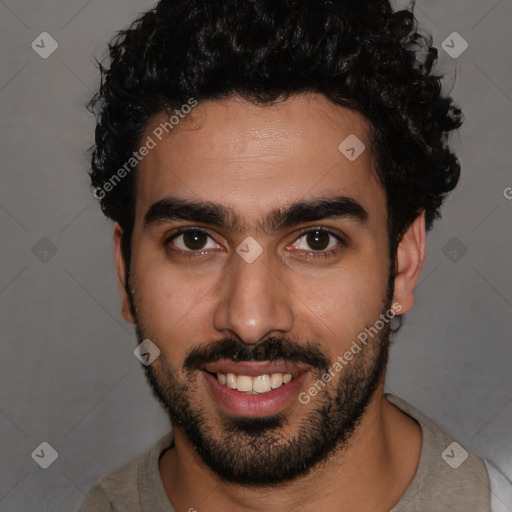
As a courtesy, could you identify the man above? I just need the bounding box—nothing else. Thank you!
[80,0,511,510]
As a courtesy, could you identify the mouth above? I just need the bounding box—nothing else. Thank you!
[210,371,293,393]
[201,361,310,417]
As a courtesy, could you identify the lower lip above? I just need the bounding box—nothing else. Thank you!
[202,370,309,417]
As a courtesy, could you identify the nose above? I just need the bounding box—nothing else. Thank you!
[212,246,294,344]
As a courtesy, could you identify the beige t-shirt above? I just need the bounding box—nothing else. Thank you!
[78,393,507,511]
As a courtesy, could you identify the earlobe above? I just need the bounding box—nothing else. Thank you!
[392,211,427,315]
[113,222,135,324]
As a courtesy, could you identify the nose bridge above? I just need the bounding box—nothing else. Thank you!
[213,247,294,343]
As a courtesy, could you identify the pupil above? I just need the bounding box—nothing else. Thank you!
[307,231,328,251]
[184,231,206,250]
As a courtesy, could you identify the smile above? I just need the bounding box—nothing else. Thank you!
[201,361,310,417]
[213,372,293,394]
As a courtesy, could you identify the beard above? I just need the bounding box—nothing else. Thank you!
[124,240,399,486]
[131,282,398,487]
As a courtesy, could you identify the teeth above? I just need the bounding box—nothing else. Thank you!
[216,372,293,393]
[226,373,237,389]
[236,375,253,392]
[253,374,271,393]
[270,373,283,389]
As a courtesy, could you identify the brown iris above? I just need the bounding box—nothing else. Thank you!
[183,231,208,250]
[305,230,330,251]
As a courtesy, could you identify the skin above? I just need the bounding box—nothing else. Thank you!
[113,93,425,511]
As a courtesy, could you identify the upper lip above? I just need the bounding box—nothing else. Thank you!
[202,360,310,378]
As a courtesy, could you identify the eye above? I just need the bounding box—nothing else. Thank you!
[163,226,345,260]
[165,228,220,254]
[288,228,344,256]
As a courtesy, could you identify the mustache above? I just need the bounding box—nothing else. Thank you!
[184,336,331,373]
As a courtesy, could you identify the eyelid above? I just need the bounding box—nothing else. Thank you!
[294,226,346,242]
[162,227,222,253]
[289,226,346,251]
[163,225,346,257]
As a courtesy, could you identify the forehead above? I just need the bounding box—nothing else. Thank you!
[134,94,386,229]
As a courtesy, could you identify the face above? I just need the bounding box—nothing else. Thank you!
[118,94,403,485]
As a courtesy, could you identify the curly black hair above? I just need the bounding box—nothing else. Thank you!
[89,0,463,269]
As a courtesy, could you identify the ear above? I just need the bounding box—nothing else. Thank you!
[392,211,427,314]
[113,222,135,324]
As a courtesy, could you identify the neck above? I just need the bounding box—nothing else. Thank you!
[159,385,422,512]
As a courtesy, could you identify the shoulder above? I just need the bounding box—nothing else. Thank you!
[386,393,492,511]
[78,432,174,512]
[77,454,143,512]
[77,481,115,512]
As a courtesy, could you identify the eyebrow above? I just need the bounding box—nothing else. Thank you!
[143,195,369,234]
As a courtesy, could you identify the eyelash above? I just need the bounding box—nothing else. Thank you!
[162,227,346,260]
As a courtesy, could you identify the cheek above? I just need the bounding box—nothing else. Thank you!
[129,230,390,359]
[130,256,218,352]
[291,251,389,346]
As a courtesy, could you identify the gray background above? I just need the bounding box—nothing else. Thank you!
[0,0,510,510]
